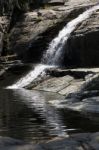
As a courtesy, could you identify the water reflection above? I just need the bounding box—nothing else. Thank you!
[0,89,99,143]
[13,89,68,138]
[0,89,67,143]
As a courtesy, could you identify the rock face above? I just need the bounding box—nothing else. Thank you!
[65,10,99,67]
[8,7,70,62]
[8,12,58,61]
[45,67,99,122]
[0,16,9,55]
[8,0,99,66]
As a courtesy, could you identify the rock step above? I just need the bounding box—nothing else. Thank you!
[1,132,99,150]
[32,68,98,96]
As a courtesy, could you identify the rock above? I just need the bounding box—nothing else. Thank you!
[0,32,3,54]
[0,136,43,150]
[34,132,99,150]
[59,80,84,95]
[8,0,99,64]
[63,7,99,67]
[0,16,7,55]
[0,69,6,79]
[33,75,74,92]
[38,9,57,19]
[47,0,65,5]
[47,69,99,117]
[30,68,97,96]
[0,0,99,66]
[8,9,70,62]
[2,133,99,150]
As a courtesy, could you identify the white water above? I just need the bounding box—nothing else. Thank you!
[7,5,99,89]
[7,64,51,89]
[42,5,99,65]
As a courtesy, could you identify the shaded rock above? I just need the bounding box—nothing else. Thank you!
[0,69,6,79]
[0,136,42,150]
[0,16,10,55]
[46,68,94,78]
[36,132,99,150]
[63,9,99,67]
[2,132,99,150]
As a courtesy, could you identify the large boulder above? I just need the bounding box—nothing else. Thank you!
[63,10,99,67]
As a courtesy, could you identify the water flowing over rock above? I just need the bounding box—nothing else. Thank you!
[9,1,96,65]
[7,64,51,89]
[42,5,99,66]
[1,1,99,149]
[8,4,99,89]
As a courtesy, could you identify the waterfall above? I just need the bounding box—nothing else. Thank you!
[7,64,51,89]
[7,5,99,89]
[42,5,99,65]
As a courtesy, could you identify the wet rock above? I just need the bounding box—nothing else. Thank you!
[45,69,99,117]
[48,72,99,118]
[2,133,99,150]
[30,68,97,97]
[8,10,69,62]
[64,8,99,67]
[35,132,99,150]
[8,0,99,64]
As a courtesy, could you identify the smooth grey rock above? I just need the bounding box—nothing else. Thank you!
[59,81,84,95]
[33,75,74,92]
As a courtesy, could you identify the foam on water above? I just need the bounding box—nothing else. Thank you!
[7,64,51,89]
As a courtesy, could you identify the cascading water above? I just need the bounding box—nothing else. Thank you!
[42,5,99,65]
[7,5,99,89]
[7,64,50,89]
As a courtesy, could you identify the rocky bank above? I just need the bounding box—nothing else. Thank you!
[0,0,99,150]
[0,0,98,66]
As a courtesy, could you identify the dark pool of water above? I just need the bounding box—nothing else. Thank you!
[0,88,99,143]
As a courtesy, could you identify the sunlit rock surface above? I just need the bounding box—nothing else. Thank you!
[32,68,98,96]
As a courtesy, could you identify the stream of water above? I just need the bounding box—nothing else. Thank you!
[7,4,99,89]
[1,5,99,143]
